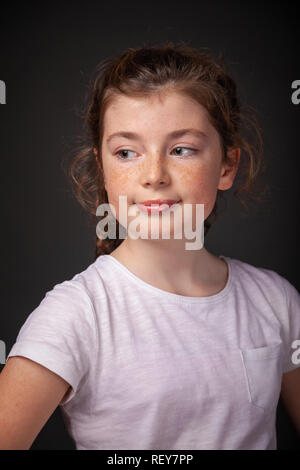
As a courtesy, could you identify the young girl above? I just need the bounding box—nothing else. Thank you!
[1,42,300,450]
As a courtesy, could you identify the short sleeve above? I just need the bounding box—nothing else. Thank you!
[280,276,300,373]
[6,280,97,405]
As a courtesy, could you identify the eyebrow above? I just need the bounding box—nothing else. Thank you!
[106,128,208,144]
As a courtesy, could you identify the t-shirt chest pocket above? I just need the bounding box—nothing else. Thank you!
[239,342,283,415]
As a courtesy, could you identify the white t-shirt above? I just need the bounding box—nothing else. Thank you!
[6,254,300,450]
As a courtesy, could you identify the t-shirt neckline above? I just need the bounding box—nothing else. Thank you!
[98,253,233,304]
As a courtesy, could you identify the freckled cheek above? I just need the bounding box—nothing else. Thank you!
[177,164,218,197]
[177,165,220,216]
[104,165,136,208]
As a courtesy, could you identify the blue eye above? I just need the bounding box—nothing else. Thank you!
[115,149,136,160]
[115,146,197,161]
[171,147,196,157]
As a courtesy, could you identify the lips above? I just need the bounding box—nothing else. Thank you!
[139,199,180,206]
[136,199,181,214]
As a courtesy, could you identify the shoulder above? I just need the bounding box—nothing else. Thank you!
[229,258,289,294]
[37,255,129,326]
[66,255,113,303]
[29,259,108,333]
[225,256,299,307]
[45,256,109,306]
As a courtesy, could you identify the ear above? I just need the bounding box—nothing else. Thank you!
[218,147,240,191]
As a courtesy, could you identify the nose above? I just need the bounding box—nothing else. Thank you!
[139,152,170,188]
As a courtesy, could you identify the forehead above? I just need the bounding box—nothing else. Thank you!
[103,91,214,135]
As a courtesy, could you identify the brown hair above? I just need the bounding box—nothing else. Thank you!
[66,40,269,260]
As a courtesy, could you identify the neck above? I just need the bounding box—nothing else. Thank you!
[109,236,227,296]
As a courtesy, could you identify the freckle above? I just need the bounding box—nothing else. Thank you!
[178,166,195,182]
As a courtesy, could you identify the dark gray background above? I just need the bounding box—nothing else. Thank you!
[0,0,299,450]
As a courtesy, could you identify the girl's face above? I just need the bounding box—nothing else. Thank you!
[96,90,239,239]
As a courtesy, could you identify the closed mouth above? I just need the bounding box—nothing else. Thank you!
[138,200,180,206]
